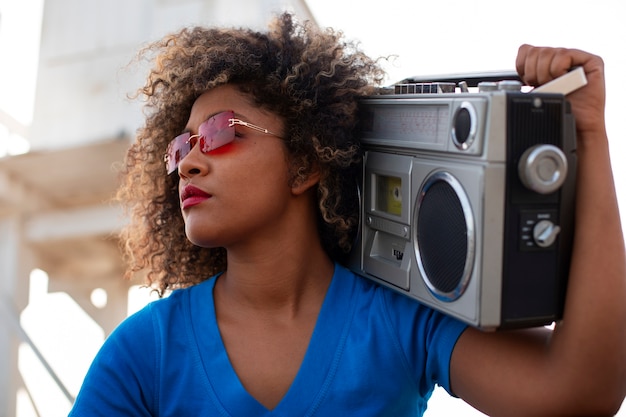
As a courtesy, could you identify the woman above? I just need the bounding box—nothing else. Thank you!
[69,13,625,416]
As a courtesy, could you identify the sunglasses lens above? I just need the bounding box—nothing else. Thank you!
[165,132,192,174]
[165,111,236,174]
[198,111,235,153]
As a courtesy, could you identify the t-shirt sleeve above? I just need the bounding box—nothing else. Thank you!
[68,304,158,416]
[380,288,468,397]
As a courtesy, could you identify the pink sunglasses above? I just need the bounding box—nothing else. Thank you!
[164,110,282,174]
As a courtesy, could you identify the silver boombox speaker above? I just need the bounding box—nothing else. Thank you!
[349,71,579,330]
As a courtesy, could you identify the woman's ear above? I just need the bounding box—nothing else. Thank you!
[291,167,320,196]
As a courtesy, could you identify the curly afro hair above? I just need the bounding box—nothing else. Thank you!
[117,12,385,295]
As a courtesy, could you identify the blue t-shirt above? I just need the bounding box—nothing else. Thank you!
[69,264,467,416]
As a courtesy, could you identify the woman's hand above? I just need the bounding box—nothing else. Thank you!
[516,44,606,139]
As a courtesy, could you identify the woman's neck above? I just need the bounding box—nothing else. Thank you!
[216,235,334,318]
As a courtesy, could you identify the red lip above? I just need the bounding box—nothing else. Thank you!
[180,184,212,209]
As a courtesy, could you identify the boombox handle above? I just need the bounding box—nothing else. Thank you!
[397,70,523,88]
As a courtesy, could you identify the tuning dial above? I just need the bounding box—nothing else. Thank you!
[518,144,568,194]
[533,219,561,248]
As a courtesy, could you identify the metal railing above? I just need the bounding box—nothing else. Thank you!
[0,297,75,408]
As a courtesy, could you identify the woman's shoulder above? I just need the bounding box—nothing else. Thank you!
[338,264,467,338]
[338,263,428,314]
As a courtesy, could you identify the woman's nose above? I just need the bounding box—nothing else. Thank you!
[177,141,209,178]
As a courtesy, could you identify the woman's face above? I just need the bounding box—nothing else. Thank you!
[175,84,295,249]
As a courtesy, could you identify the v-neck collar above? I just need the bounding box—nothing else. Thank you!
[189,264,357,416]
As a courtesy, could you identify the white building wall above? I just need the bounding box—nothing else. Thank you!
[28,0,313,150]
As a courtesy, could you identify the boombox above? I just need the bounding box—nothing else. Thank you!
[349,71,580,330]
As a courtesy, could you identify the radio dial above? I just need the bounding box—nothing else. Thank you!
[533,220,561,248]
[518,144,568,194]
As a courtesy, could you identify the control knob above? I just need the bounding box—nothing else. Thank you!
[518,144,568,194]
[533,219,561,248]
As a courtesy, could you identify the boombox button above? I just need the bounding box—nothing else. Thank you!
[367,215,410,238]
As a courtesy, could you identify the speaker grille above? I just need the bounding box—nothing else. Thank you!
[415,172,474,301]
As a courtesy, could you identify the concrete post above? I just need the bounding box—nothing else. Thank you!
[0,215,34,417]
